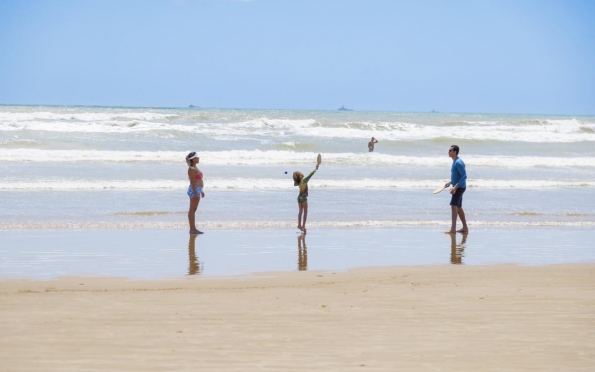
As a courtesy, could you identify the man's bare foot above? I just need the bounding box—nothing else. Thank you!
[190,229,203,235]
[456,229,469,233]
[444,230,456,234]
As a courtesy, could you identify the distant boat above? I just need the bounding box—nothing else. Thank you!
[338,105,352,111]
[189,104,196,108]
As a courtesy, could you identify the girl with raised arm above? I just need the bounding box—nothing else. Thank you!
[292,163,319,233]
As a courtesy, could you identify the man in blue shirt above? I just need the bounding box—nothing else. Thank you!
[444,145,468,234]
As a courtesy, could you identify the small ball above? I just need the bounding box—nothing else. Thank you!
[284,171,288,174]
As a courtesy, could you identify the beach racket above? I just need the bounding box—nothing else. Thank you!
[317,154,322,166]
[433,185,447,194]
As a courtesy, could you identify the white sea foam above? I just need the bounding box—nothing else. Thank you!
[1,149,594,168]
[0,111,177,122]
[284,120,595,142]
[1,219,594,230]
[1,178,593,190]
[0,120,188,133]
[1,114,594,142]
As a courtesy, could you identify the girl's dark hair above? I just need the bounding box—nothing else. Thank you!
[293,171,304,186]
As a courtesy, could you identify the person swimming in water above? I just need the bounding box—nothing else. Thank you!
[368,137,378,152]
[186,151,205,234]
[292,164,319,233]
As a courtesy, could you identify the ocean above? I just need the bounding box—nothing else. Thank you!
[1,105,594,277]
[1,105,594,230]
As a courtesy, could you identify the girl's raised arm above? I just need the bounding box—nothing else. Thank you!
[303,168,317,183]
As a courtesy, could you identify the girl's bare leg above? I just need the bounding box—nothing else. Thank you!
[188,197,202,234]
[297,203,303,230]
[302,202,308,232]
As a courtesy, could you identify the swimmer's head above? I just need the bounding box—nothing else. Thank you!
[186,152,199,166]
[293,171,304,186]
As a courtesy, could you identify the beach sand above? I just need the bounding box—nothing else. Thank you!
[1,264,594,371]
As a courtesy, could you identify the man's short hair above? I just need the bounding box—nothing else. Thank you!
[451,145,459,155]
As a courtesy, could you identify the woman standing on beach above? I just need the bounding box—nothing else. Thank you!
[186,152,205,234]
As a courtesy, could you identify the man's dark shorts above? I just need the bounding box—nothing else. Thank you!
[450,187,466,207]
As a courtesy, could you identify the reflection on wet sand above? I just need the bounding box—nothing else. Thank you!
[449,233,467,264]
[188,234,203,275]
[297,234,308,271]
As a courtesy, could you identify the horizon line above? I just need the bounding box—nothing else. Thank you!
[0,103,593,117]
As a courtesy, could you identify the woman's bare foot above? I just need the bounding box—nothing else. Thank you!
[301,227,307,233]
[190,229,203,235]
[456,229,469,233]
[297,225,302,231]
[444,230,456,234]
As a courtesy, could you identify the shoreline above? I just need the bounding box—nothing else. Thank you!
[1,264,594,371]
[0,261,593,285]
[2,227,594,280]
[1,220,595,230]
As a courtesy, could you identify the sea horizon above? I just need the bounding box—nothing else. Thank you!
[1,103,594,117]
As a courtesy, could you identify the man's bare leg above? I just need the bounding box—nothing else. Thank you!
[445,205,458,234]
[456,207,469,233]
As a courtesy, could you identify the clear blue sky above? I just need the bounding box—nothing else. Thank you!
[1,0,594,114]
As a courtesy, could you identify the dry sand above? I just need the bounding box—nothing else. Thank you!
[1,264,594,371]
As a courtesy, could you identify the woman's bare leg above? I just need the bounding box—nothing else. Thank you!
[188,197,202,234]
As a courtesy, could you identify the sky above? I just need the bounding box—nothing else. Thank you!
[0,0,594,114]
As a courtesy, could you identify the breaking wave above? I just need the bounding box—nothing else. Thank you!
[1,178,593,190]
[1,219,594,230]
[1,149,594,168]
[1,110,594,142]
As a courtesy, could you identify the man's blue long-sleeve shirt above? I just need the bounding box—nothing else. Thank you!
[451,157,467,188]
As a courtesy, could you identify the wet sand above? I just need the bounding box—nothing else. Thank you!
[2,227,595,279]
[1,264,594,371]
